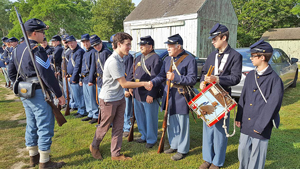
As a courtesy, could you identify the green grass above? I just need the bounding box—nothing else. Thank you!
[0,73,300,169]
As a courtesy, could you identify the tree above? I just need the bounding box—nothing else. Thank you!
[8,0,92,40]
[291,0,300,15]
[90,0,135,40]
[232,0,300,47]
[0,0,13,38]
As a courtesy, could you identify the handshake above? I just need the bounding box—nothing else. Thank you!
[144,81,153,91]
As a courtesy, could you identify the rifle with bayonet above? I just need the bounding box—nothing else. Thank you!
[157,58,173,153]
[15,6,67,126]
[128,54,136,142]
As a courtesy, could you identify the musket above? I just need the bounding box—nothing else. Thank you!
[128,54,136,142]
[15,7,67,126]
[157,58,173,153]
[62,51,70,116]
[52,54,62,110]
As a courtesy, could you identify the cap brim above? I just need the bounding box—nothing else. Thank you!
[208,34,218,39]
[91,42,100,47]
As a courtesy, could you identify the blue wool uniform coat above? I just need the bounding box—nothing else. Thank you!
[51,44,63,72]
[236,65,283,140]
[124,54,134,91]
[200,45,242,94]
[67,45,85,84]
[151,50,197,116]
[8,39,62,97]
[133,51,162,101]
[81,47,97,84]
[3,47,13,64]
[95,47,111,87]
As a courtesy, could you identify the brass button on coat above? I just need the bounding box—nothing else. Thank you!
[250,104,253,106]
[248,118,251,120]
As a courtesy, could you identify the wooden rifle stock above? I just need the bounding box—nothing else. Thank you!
[46,99,67,126]
[62,56,70,116]
[157,59,173,153]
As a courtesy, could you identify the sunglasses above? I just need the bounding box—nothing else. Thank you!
[250,54,262,58]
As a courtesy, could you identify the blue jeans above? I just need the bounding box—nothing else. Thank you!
[70,83,86,115]
[83,83,98,118]
[1,67,9,86]
[21,89,54,151]
[134,98,159,144]
[123,96,133,132]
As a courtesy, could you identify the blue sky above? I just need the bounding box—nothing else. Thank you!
[132,0,142,6]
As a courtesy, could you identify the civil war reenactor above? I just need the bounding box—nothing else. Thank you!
[150,34,197,160]
[66,35,87,118]
[61,34,78,113]
[19,37,25,44]
[89,32,152,161]
[40,37,53,56]
[50,35,63,81]
[90,34,112,101]
[1,37,10,88]
[199,23,242,169]
[129,35,162,147]
[8,18,65,168]
[4,37,19,89]
[79,34,99,124]
[236,40,283,169]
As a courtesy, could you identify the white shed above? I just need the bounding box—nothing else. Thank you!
[261,28,300,60]
[124,0,238,58]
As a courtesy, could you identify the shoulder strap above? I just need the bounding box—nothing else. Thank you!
[175,53,188,67]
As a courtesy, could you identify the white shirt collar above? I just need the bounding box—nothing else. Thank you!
[256,65,269,75]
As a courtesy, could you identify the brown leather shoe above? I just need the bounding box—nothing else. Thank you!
[30,153,40,167]
[209,164,220,169]
[39,160,65,169]
[199,161,211,169]
[89,144,103,160]
[111,154,132,161]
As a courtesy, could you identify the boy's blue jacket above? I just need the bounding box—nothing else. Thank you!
[236,65,283,140]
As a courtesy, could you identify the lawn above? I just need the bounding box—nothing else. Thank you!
[0,70,299,169]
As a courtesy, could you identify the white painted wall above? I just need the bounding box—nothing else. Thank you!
[267,40,300,60]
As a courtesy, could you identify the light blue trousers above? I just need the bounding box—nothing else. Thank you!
[1,67,9,85]
[202,114,230,167]
[238,133,269,169]
[70,83,86,115]
[83,83,98,118]
[123,96,133,132]
[134,98,159,144]
[21,89,54,151]
[63,78,77,109]
[167,114,190,154]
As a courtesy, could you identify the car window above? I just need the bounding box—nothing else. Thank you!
[272,50,281,64]
[277,49,290,63]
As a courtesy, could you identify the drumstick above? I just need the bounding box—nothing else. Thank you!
[204,66,215,84]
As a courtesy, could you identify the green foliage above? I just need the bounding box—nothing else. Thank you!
[8,0,92,40]
[90,0,135,40]
[291,0,300,15]
[0,0,13,38]
[232,0,300,47]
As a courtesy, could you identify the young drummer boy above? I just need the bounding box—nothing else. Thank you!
[235,40,284,169]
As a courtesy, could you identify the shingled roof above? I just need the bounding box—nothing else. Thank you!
[261,27,300,40]
[125,0,206,22]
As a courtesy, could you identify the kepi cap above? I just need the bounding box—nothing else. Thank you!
[19,37,24,42]
[109,34,115,43]
[24,18,49,32]
[249,40,273,53]
[90,34,101,47]
[81,34,90,41]
[208,23,228,39]
[51,35,61,41]
[138,35,154,46]
[164,34,183,45]
[61,34,69,41]
[8,37,18,42]
[1,37,8,42]
[65,35,76,42]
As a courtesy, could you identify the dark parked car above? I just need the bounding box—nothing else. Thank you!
[231,48,298,97]
[131,49,206,79]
